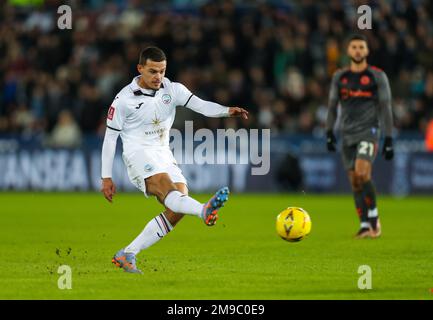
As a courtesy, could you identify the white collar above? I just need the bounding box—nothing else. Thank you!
[129,76,164,97]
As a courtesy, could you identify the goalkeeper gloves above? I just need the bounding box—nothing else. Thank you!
[382,136,394,160]
[326,130,337,152]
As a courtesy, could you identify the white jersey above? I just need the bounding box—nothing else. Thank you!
[101,75,230,178]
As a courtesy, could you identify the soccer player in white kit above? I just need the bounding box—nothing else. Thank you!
[101,47,248,273]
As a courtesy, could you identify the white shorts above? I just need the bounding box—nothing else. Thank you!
[122,148,187,196]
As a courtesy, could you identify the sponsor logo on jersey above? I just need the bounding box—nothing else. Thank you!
[162,94,172,104]
[107,106,115,120]
[144,128,165,135]
[340,89,373,99]
[144,164,153,172]
[360,75,371,85]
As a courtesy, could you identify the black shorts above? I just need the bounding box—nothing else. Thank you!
[341,140,379,170]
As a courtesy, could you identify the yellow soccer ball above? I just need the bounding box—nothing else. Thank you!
[276,207,312,242]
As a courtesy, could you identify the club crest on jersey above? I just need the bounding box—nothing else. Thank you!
[144,164,153,172]
[360,75,370,85]
[162,94,171,104]
[107,106,115,120]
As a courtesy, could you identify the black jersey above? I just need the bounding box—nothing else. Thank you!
[326,65,393,146]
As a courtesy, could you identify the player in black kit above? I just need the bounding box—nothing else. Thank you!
[326,34,394,239]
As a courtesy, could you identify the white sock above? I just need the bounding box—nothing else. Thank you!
[368,208,378,218]
[124,213,173,255]
[164,191,203,217]
[360,222,371,229]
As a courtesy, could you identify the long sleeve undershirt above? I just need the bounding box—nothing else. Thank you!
[326,73,340,132]
[101,128,120,178]
[184,95,230,117]
[376,72,393,137]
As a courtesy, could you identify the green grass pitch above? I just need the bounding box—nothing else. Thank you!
[0,192,432,300]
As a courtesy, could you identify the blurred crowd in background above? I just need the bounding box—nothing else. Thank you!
[1,0,433,148]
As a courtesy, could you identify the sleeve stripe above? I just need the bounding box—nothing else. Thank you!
[107,125,121,132]
[183,94,194,107]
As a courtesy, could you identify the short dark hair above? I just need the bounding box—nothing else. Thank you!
[139,46,166,65]
[347,34,368,46]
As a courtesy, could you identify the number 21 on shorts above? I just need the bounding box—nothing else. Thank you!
[358,141,375,157]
